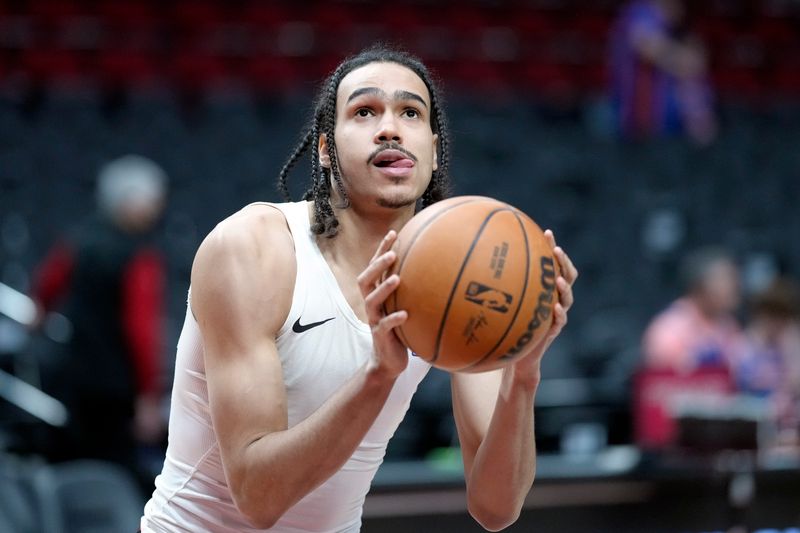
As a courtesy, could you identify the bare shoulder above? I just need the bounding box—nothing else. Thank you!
[191,204,296,338]
[194,204,294,279]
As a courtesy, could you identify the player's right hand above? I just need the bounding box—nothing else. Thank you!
[357,230,409,380]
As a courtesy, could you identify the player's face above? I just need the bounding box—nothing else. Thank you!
[323,62,438,211]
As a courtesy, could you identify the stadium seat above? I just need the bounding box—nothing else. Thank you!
[21,47,84,86]
[32,460,144,533]
[96,49,160,89]
[0,453,42,533]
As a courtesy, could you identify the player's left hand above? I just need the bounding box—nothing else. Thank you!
[511,229,578,387]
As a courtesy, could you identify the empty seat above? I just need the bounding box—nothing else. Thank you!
[32,459,144,533]
[0,453,45,533]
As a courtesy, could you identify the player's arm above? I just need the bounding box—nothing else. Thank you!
[451,364,536,531]
[451,232,577,531]
[193,210,406,528]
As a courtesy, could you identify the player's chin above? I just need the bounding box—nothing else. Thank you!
[375,190,419,210]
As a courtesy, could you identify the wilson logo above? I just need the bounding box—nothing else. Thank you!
[500,256,556,360]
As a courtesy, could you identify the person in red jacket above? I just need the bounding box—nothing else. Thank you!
[31,154,168,487]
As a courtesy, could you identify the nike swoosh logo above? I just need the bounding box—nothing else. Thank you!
[292,316,336,333]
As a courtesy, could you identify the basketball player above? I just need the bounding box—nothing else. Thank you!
[141,45,577,532]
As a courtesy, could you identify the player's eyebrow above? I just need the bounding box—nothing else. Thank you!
[393,90,428,108]
[346,87,428,109]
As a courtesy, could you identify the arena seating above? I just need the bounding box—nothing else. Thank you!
[0,0,798,102]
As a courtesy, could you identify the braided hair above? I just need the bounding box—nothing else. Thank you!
[277,44,452,238]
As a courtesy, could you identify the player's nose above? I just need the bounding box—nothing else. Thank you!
[374,113,401,144]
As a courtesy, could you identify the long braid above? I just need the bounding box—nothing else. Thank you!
[278,44,453,238]
[320,72,349,210]
[308,70,342,235]
[278,128,315,201]
[422,85,451,207]
[326,140,348,209]
[303,124,319,201]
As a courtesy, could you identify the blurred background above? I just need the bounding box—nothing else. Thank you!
[1,0,799,531]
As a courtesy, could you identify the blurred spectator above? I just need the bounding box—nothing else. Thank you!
[609,0,717,145]
[635,247,744,449]
[734,277,800,442]
[30,155,168,486]
[642,247,744,375]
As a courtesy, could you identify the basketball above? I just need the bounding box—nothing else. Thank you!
[385,196,559,373]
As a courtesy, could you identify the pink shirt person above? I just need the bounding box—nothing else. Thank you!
[643,248,743,374]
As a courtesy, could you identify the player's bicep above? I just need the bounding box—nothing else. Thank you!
[205,335,288,469]
[190,212,295,476]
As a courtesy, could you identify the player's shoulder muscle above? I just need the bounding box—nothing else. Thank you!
[191,204,296,339]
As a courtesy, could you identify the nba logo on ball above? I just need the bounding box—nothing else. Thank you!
[464,281,513,313]
[385,196,560,373]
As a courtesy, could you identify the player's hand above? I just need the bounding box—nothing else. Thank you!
[357,230,409,380]
[512,229,578,386]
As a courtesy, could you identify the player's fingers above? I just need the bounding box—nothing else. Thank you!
[544,229,557,251]
[554,246,578,284]
[557,276,574,310]
[544,230,577,283]
[547,302,567,340]
[372,309,408,335]
[369,230,398,264]
[364,274,400,324]
[357,250,396,296]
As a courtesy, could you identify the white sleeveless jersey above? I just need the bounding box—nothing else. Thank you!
[141,201,430,532]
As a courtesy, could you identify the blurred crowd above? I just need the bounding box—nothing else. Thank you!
[638,247,800,454]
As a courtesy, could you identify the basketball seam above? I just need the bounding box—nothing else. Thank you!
[433,207,510,364]
[461,209,531,371]
[389,197,489,359]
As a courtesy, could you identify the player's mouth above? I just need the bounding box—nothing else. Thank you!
[370,149,416,177]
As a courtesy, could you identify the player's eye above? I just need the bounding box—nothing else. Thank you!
[356,108,373,117]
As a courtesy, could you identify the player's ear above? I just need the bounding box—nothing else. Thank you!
[432,133,438,171]
[318,133,331,168]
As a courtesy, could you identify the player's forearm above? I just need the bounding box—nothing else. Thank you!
[233,363,397,528]
[466,369,537,531]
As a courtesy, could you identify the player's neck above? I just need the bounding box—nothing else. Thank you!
[318,202,414,273]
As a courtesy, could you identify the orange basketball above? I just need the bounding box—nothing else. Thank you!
[385,196,560,373]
